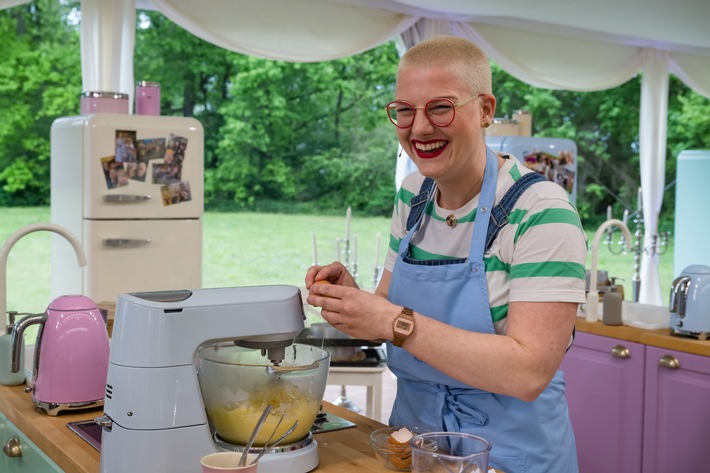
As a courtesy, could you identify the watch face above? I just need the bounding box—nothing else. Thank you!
[396,319,412,332]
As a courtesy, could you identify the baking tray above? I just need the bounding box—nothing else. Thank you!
[330,348,386,367]
[296,323,382,347]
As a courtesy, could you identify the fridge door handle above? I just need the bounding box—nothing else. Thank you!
[102,238,152,248]
[102,194,152,203]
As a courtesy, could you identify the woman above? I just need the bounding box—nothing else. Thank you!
[306,35,586,473]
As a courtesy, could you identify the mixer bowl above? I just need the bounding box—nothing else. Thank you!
[195,343,330,446]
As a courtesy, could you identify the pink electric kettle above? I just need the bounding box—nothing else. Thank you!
[10,294,109,416]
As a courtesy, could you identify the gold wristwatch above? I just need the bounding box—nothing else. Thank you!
[392,307,415,347]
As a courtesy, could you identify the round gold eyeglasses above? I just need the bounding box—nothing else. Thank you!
[385,94,486,128]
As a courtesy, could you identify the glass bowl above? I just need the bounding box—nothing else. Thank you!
[195,343,330,446]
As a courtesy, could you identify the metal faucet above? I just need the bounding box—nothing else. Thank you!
[0,223,87,322]
[586,219,632,322]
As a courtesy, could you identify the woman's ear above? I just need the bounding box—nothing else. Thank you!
[480,94,497,126]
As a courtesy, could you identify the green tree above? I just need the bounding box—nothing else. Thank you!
[210,46,399,214]
[133,11,235,177]
[0,0,81,205]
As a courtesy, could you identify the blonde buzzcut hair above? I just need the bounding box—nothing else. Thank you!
[398,36,492,95]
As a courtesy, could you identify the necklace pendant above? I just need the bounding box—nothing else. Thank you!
[446,214,457,228]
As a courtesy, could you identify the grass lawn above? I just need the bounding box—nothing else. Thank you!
[1,207,675,315]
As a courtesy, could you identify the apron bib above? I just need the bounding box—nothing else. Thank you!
[387,147,579,473]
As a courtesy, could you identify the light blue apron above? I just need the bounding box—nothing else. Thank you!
[387,147,578,473]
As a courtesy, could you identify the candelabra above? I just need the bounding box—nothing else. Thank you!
[372,266,382,289]
[604,208,669,302]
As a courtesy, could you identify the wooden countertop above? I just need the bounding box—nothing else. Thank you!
[0,383,502,473]
[575,318,710,357]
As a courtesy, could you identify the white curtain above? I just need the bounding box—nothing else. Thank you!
[459,22,643,92]
[638,49,670,306]
[148,0,416,62]
[670,51,710,100]
[0,0,26,8]
[80,0,136,106]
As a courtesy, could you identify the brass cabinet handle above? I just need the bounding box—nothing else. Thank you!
[610,345,630,359]
[2,436,22,458]
[658,354,680,369]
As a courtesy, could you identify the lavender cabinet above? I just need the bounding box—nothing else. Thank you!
[561,331,710,473]
[560,331,645,473]
[641,346,710,472]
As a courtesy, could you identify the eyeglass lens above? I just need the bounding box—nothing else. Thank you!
[387,99,456,128]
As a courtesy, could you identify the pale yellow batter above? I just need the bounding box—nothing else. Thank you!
[208,383,319,446]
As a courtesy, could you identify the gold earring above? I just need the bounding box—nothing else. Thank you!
[483,122,490,128]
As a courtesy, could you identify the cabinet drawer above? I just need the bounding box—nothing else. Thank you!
[1,413,63,472]
[83,219,202,302]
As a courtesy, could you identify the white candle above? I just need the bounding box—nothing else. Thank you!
[622,209,629,227]
[345,207,351,242]
[353,234,358,264]
[606,205,612,221]
[312,232,318,265]
[374,232,381,267]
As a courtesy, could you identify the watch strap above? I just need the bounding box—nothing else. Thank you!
[392,307,415,347]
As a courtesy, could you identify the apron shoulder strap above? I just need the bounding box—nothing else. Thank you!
[406,171,546,248]
[406,177,435,232]
[484,172,547,252]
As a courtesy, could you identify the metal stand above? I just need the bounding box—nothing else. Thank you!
[332,385,362,413]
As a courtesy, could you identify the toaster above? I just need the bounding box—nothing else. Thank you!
[669,264,710,340]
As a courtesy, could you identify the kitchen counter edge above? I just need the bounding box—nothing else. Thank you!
[575,318,710,357]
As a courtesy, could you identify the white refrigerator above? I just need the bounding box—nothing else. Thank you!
[673,150,710,276]
[486,136,578,204]
[50,114,204,304]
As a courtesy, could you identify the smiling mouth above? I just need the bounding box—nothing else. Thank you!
[413,140,448,159]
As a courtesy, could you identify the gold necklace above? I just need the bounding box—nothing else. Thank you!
[441,180,481,229]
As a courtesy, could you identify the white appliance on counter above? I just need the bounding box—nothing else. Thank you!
[486,135,578,204]
[50,114,204,303]
[674,150,710,276]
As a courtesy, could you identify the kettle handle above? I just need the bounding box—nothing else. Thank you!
[10,313,47,373]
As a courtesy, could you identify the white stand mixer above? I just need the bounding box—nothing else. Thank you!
[96,285,319,473]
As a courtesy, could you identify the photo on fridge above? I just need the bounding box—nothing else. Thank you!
[152,162,182,185]
[167,134,189,165]
[136,137,166,161]
[100,156,128,189]
[161,180,192,206]
[115,130,137,163]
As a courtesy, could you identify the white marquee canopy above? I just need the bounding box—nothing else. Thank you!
[4,0,710,305]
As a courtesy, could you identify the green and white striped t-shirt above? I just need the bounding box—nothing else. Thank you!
[384,154,587,334]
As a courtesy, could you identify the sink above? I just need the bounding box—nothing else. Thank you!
[621,301,670,330]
